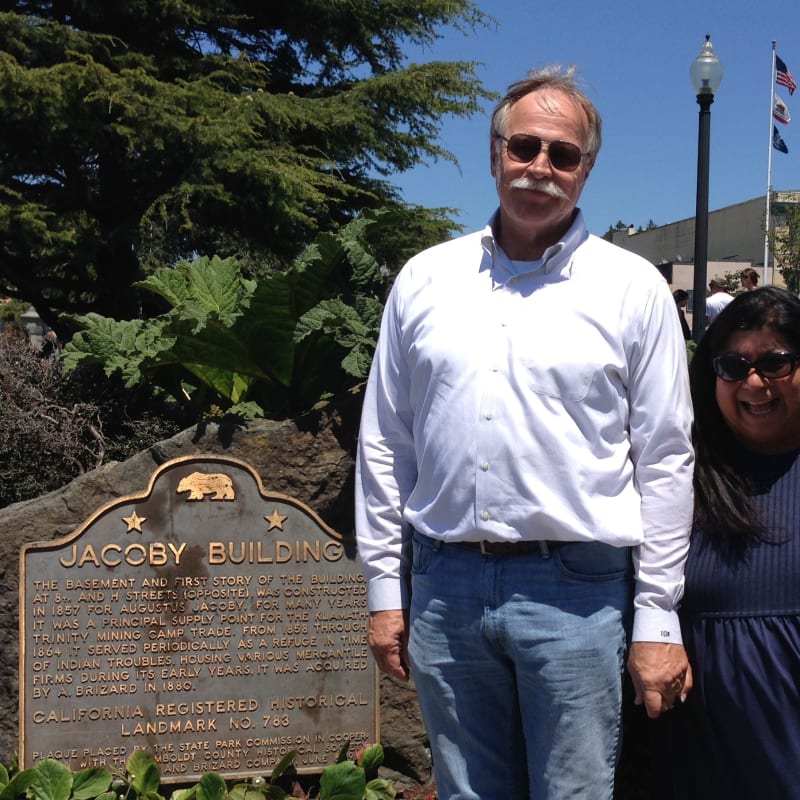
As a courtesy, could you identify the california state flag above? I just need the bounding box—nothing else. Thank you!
[774,94,791,125]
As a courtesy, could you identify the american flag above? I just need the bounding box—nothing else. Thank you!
[776,55,797,95]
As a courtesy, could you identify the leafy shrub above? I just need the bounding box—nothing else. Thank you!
[62,212,391,421]
[0,744,396,800]
[0,299,29,326]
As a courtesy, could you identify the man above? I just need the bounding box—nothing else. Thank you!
[705,277,734,325]
[740,267,759,291]
[356,67,694,800]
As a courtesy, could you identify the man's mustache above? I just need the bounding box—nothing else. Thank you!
[506,176,568,199]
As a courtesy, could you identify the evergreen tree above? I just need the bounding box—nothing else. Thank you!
[0,1,492,333]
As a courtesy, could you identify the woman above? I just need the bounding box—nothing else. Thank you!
[672,288,692,340]
[657,286,800,798]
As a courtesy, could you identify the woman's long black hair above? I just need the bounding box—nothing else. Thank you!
[690,286,800,538]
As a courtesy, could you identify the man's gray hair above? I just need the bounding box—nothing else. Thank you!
[490,66,602,158]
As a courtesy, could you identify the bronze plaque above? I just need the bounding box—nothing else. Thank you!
[19,455,377,782]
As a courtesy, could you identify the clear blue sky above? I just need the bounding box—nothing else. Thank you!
[392,0,800,238]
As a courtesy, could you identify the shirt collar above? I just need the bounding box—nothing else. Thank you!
[481,209,589,280]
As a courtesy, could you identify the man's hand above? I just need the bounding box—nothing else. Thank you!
[367,609,410,681]
[627,641,693,719]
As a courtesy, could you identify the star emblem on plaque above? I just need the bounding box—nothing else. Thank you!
[265,509,288,530]
[122,510,147,532]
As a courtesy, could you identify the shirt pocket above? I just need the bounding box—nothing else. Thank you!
[520,355,597,403]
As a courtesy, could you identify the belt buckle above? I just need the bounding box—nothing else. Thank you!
[480,540,489,555]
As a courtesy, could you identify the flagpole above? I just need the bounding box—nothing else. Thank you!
[765,41,777,286]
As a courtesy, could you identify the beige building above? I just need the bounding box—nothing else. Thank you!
[609,192,800,317]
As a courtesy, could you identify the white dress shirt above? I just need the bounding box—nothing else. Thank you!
[356,211,694,643]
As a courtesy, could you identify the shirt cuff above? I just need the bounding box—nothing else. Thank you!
[631,607,683,645]
[366,575,409,612]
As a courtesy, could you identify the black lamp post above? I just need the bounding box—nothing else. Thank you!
[690,35,723,342]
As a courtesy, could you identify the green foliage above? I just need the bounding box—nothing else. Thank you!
[124,752,163,800]
[602,219,659,241]
[710,271,741,293]
[686,338,697,364]
[0,763,38,800]
[62,213,391,419]
[0,1,493,333]
[768,193,800,293]
[0,761,112,800]
[0,745,394,800]
[0,298,28,324]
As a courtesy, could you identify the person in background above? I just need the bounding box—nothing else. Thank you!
[740,266,759,291]
[673,288,692,340]
[356,65,694,800]
[705,277,733,326]
[655,286,800,799]
[40,328,61,358]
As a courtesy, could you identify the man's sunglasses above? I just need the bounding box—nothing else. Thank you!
[494,133,587,172]
[712,351,800,382]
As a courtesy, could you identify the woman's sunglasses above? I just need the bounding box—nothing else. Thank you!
[712,351,800,382]
[494,133,587,172]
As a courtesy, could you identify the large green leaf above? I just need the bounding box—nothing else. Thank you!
[319,762,366,800]
[183,363,253,404]
[62,315,149,381]
[170,786,197,800]
[62,314,180,389]
[295,298,378,379]
[355,744,384,773]
[0,769,38,800]
[227,784,285,800]
[339,213,385,289]
[195,772,227,800]
[364,779,395,800]
[136,257,256,332]
[294,299,369,344]
[28,760,72,800]
[125,751,161,796]
[289,233,348,316]
[269,749,299,783]
[235,272,298,388]
[169,322,273,373]
[70,768,112,800]
[342,345,375,378]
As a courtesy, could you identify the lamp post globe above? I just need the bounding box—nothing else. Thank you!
[690,35,723,96]
[690,35,723,342]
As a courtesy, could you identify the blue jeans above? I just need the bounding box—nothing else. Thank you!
[407,531,632,800]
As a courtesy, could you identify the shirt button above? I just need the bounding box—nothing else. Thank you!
[484,411,494,420]
[481,462,490,471]
[481,511,490,521]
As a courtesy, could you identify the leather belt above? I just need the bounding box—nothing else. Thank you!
[455,540,559,557]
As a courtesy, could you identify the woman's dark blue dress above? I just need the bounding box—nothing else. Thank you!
[656,448,800,799]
